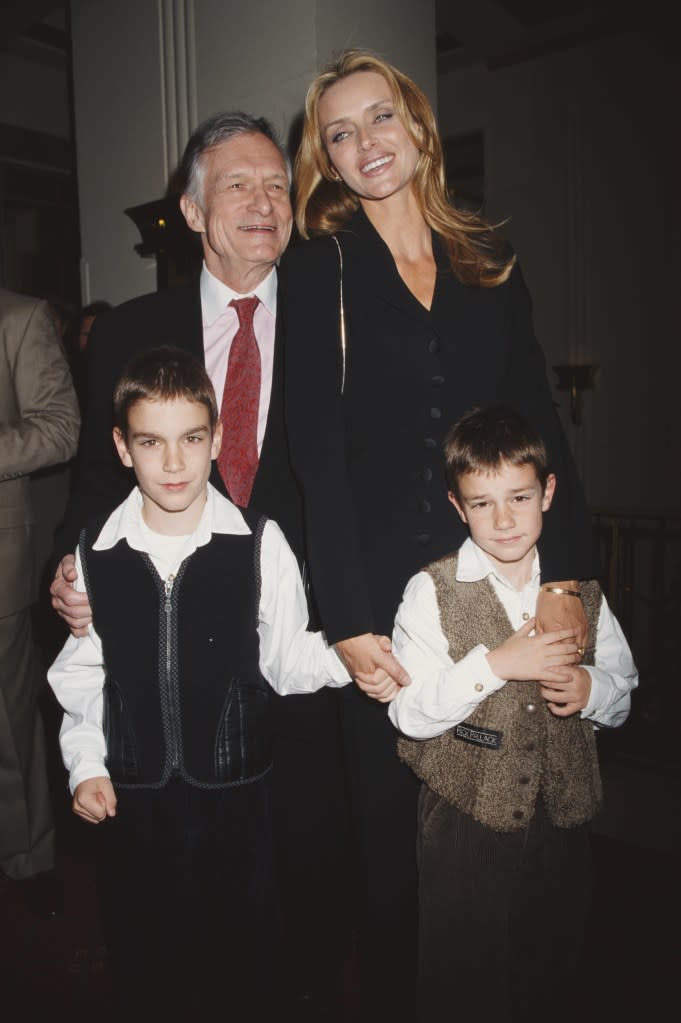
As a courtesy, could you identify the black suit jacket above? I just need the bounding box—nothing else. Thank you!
[56,278,305,571]
[280,208,600,643]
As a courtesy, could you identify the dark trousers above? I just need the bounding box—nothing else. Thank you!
[97,774,276,1021]
[417,786,593,1023]
[339,685,421,1022]
[0,608,55,879]
[272,687,353,1004]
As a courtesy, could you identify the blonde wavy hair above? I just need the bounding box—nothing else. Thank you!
[295,49,514,287]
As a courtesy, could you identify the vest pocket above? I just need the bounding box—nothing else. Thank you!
[214,676,272,783]
[103,676,139,780]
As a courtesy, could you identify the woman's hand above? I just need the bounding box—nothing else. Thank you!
[335,632,411,700]
[536,581,588,657]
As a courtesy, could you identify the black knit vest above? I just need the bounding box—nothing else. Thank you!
[79,508,271,789]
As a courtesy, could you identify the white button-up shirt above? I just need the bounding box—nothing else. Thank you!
[48,484,350,792]
[388,538,638,739]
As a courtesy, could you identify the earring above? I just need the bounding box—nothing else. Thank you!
[329,167,342,182]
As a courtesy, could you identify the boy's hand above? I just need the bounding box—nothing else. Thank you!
[486,619,580,683]
[540,665,592,716]
[355,668,401,703]
[72,777,117,824]
[50,554,93,637]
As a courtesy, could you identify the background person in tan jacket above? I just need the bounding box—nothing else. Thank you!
[0,288,79,913]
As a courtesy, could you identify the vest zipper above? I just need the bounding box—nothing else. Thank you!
[164,573,180,772]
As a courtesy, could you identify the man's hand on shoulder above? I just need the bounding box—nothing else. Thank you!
[50,554,92,636]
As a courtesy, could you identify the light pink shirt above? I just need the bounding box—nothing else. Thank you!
[200,263,277,454]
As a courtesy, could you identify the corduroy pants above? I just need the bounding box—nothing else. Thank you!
[417,785,593,1023]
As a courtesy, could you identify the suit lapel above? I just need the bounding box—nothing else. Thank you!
[341,208,436,330]
[169,280,204,362]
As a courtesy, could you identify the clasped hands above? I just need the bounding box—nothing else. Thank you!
[487,618,590,716]
[335,633,411,704]
[340,584,590,712]
[51,553,589,715]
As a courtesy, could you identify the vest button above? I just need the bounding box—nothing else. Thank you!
[474,683,483,693]
[526,703,537,714]
[525,742,536,752]
[519,775,530,785]
[512,810,524,820]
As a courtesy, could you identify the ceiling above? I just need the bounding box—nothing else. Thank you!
[0,2,666,72]
[435,0,655,72]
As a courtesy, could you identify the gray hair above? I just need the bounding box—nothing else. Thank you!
[178,111,291,207]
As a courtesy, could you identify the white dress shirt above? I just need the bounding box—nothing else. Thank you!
[48,483,350,792]
[388,538,638,739]
[200,262,277,453]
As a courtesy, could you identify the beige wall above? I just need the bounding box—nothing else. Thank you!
[437,31,679,514]
[70,0,435,306]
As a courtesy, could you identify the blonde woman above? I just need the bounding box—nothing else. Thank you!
[280,49,598,1020]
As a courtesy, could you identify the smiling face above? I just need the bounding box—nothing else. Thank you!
[180,132,292,292]
[113,397,222,536]
[449,461,556,587]
[317,70,421,207]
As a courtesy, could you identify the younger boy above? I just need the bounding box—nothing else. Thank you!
[47,346,350,1019]
[366,406,637,1023]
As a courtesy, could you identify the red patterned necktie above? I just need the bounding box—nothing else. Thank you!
[217,296,260,506]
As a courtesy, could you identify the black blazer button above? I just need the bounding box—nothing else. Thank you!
[430,407,441,419]
[415,532,431,546]
[424,437,437,449]
[428,338,440,354]
[422,467,433,482]
[431,374,445,387]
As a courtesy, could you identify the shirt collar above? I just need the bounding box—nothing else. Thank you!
[200,262,277,326]
[92,482,252,552]
[456,536,540,593]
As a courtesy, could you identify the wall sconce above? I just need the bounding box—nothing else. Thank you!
[125,197,201,290]
[552,364,598,426]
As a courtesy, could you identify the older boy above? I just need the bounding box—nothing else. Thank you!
[360,406,637,1023]
[47,346,349,1019]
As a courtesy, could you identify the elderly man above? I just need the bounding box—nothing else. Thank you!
[1,288,79,912]
[51,112,400,1016]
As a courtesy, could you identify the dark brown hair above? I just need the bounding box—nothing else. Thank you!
[444,405,549,498]
[113,346,218,439]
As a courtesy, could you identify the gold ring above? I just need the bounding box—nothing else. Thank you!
[577,646,585,657]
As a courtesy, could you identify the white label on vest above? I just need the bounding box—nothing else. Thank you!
[454,723,503,749]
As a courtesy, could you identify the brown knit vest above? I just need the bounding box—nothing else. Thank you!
[397,553,603,832]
